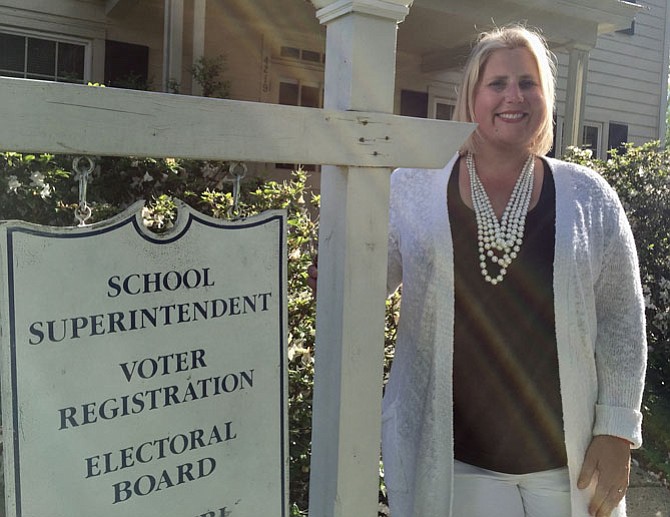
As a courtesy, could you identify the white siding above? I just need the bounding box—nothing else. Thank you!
[555,0,669,152]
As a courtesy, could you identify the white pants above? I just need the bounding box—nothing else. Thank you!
[452,460,572,517]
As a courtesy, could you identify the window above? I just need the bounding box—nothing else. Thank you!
[435,102,455,120]
[0,31,86,83]
[582,123,602,157]
[301,50,322,64]
[428,96,455,121]
[279,46,325,65]
[105,40,150,90]
[400,90,428,118]
[271,40,324,169]
[608,123,629,154]
[280,46,301,60]
[278,79,321,108]
[277,79,322,170]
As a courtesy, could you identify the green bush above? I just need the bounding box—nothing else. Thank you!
[0,153,244,225]
[190,55,231,98]
[0,152,74,224]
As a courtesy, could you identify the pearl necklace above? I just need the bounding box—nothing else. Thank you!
[466,152,535,285]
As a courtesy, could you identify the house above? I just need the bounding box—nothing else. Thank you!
[0,0,667,172]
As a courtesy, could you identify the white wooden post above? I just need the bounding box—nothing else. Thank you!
[309,2,412,517]
[191,0,206,96]
[163,0,184,91]
[562,44,590,153]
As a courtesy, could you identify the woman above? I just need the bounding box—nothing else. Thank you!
[309,25,646,517]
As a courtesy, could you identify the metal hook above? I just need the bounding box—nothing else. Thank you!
[73,156,95,227]
[223,162,248,218]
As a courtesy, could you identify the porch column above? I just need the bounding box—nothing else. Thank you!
[90,38,106,84]
[308,1,412,517]
[162,0,184,92]
[191,0,206,96]
[562,44,591,153]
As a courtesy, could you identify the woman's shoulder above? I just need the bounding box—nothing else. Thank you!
[391,155,458,192]
[544,156,602,180]
[389,164,453,226]
[391,166,444,185]
[544,156,619,201]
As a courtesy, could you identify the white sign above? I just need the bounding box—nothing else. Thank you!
[0,202,287,517]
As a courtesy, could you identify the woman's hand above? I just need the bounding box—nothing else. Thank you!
[577,435,632,516]
[306,254,318,296]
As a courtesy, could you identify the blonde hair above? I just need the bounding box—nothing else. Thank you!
[454,24,556,155]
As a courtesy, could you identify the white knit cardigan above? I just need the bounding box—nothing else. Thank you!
[383,154,647,517]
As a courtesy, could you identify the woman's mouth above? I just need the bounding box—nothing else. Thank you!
[497,112,526,121]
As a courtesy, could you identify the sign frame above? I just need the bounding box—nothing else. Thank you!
[0,201,288,517]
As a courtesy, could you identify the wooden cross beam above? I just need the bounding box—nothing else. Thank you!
[0,77,473,169]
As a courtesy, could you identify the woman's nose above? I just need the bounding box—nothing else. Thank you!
[506,84,524,102]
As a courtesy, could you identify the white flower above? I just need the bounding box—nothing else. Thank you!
[7,175,21,193]
[202,163,220,179]
[39,184,52,199]
[142,172,154,183]
[141,207,153,227]
[30,171,45,187]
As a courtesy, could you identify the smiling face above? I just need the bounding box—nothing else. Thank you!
[472,47,546,154]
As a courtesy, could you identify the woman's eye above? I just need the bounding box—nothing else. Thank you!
[520,79,537,89]
[489,81,506,91]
